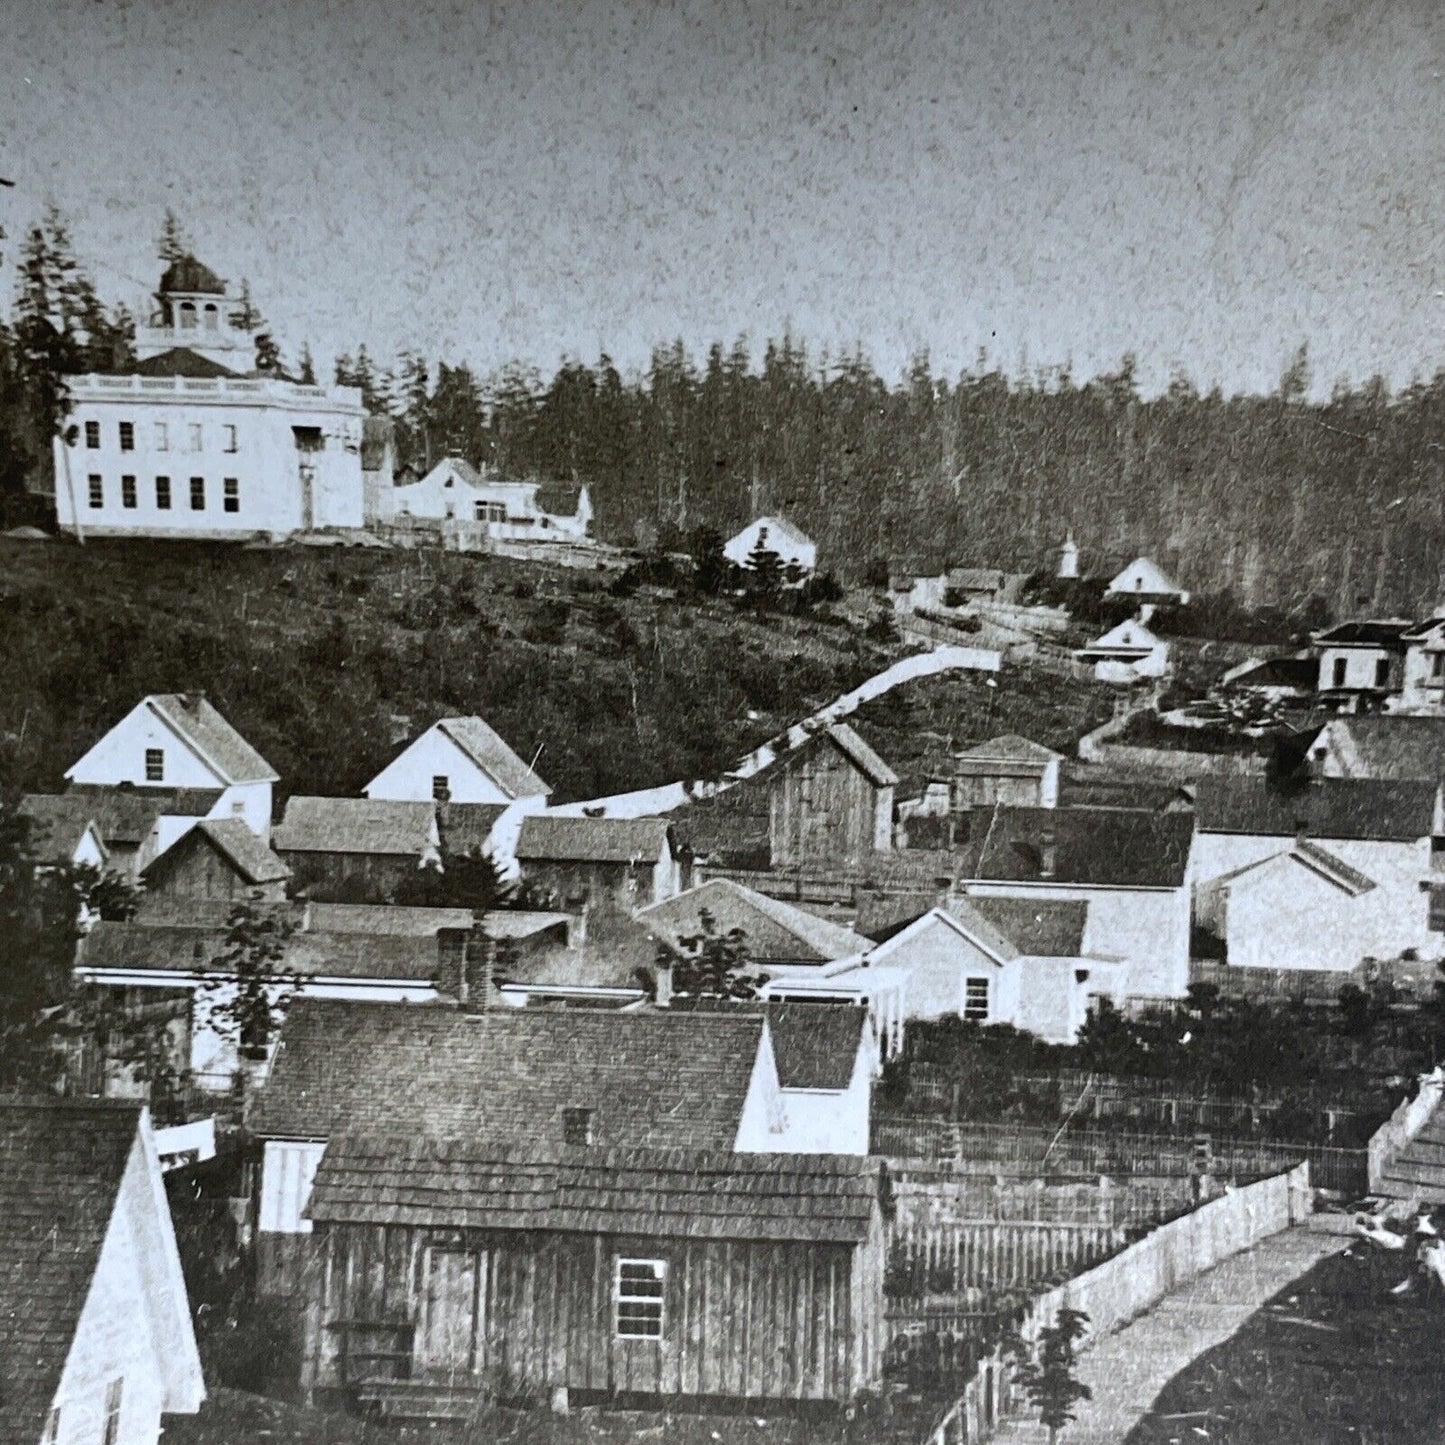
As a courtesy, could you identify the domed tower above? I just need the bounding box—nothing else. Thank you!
[135,254,253,367]
[1058,530,1080,580]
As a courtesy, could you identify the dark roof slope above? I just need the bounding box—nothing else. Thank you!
[436,717,550,799]
[272,797,436,856]
[145,818,288,886]
[159,255,226,294]
[308,1139,882,1243]
[63,784,225,844]
[1322,716,1445,782]
[1312,619,1413,648]
[515,814,670,864]
[534,481,587,517]
[17,795,104,864]
[0,1099,139,1445]
[951,806,1195,889]
[765,1004,867,1090]
[253,1000,765,1149]
[1222,656,1317,691]
[968,896,1090,958]
[1194,777,1438,842]
[148,694,278,784]
[128,347,240,379]
[815,724,899,788]
[437,802,509,858]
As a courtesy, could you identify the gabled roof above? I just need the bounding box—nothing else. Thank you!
[17,795,107,865]
[969,896,1090,957]
[1401,615,1445,644]
[145,818,289,886]
[146,694,277,784]
[732,515,813,548]
[514,814,670,864]
[638,878,864,964]
[1218,839,1377,898]
[869,902,1019,966]
[765,1005,868,1090]
[1317,716,1445,782]
[956,734,1062,766]
[434,716,551,799]
[272,797,437,856]
[159,254,227,295]
[1194,777,1438,842]
[951,805,1195,889]
[779,722,897,788]
[63,784,226,844]
[1220,655,1317,691]
[308,1139,882,1244]
[128,347,241,379]
[1080,618,1164,655]
[0,1099,141,1445]
[1312,619,1413,648]
[533,481,589,517]
[1105,556,1185,596]
[253,1000,767,1149]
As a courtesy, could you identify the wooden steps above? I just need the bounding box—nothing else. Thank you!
[354,1378,485,1424]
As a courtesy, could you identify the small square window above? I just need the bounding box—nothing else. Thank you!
[231,800,247,816]
[145,748,164,782]
[121,475,137,509]
[154,421,169,451]
[155,475,171,510]
[87,474,103,509]
[614,1258,665,1339]
[963,977,990,1022]
[84,420,101,449]
[190,477,205,511]
[118,421,134,452]
[223,424,238,453]
[432,775,451,802]
[563,1106,596,1146]
[102,1377,123,1445]
[189,423,203,453]
[223,478,239,514]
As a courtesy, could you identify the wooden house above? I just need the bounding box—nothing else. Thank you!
[513,815,680,913]
[952,734,1062,810]
[723,516,817,576]
[364,716,550,806]
[272,797,441,903]
[301,1141,887,1416]
[1310,619,1412,706]
[1075,617,1170,684]
[769,724,897,869]
[0,1099,204,1445]
[139,817,290,902]
[1104,556,1189,608]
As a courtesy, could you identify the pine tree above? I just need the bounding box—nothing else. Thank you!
[1013,1308,1092,1445]
[297,342,317,386]
[744,533,784,595]
[156,209,191,266]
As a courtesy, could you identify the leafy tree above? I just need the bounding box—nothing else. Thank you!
[253,331,282,376]
[1012,1308,1092,1445]
[196,897,298,1068]
[667,908,761,1000]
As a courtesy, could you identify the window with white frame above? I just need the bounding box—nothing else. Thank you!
[88,474,103,509]
[189,423,203,453]
[155,475,171,510]
[84,420,100,449]
[118,421,134,452]
[101,1378,123,1445]
[154,420,169,451]
[223,424,238,453]
[963,977,990,1022]
[121,475,137,509]
[145,748,164,782]
[614,1257,665,1339]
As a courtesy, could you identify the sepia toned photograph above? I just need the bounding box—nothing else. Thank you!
[0,1,1443,1441]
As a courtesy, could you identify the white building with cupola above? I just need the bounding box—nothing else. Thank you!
[53,255,374,539]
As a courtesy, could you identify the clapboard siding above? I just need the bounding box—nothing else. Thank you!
[770,740,891,870]
[308,1221,884,1404]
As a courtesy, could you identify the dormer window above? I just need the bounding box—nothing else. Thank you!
[145,748,164,782]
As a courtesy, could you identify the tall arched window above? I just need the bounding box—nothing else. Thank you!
[203,303,219,331]
[179,301,197,331]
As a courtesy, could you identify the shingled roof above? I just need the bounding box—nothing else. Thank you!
[252,1000,767,1150]
[128,347,241,379]
[1316,716,1445,783]
[435,717,551,800]
[63,784,225,845]
[272,797,437,856]
[0,1099,141,1445]
[145,694,278,784]
[951,806,1195,889]
[308,1139,882,1244]
[638,878,864,964]
[765,1005,867,1090]
[1194,777,1438,842]
[16,795,106,865]
[969,896,1090,957]
[805,723,899,788]
[515,814,671,864]
[145,818,289,886]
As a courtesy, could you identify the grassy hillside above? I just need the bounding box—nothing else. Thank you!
[0,537,1116,809]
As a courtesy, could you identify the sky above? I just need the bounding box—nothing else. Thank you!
[0,0,1442,397]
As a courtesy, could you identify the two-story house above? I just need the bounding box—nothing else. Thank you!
[1311,619,1412,708]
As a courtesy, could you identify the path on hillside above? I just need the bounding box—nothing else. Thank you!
[997,1217,1352,1445]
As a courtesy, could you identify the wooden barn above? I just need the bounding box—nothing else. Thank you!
[301,1140,888,1417]
[140,817,291,902]
[513,815,681,913]
[769,724,897,869]
[272,797,441,903]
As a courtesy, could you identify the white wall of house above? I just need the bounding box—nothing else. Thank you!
[364,726,540,804]
[1192,831,1433,965]
[959,881,1192,1000]
[49,1124,203,1445]
[1400,634,1445,713]
[75,826,109,870]
[866,914,1020,1023]
[776,1069,872,1154]
[259,1139,328,1235]
[54,375,366,537]
[1316,645,1395,694]
[724,518,817,573]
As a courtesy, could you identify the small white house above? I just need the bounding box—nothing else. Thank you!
[65,693,278,849]
[1398,616,1445,715]
[1311,619,1412,701]
[1104,557,1189,607]
[723,516,817,576]
[394,457,593,542]
[0,1099,205,1445]
[1075,617,1170,683]
[363,716,551,805]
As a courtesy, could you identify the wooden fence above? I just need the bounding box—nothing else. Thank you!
[912,1162,1310,1444]
[874,1115,1368,1196]
[889,1218,1126,1298]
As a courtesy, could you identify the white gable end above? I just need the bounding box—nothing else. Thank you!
[364,724,514,804]
[67,699,228,790]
